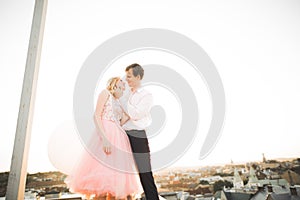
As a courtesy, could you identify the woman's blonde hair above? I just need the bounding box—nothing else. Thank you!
[106,77,121,94]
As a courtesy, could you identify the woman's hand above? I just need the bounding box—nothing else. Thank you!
[120,112,130,126]
[102,138,111,155]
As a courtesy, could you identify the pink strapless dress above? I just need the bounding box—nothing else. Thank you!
[65,93,141,198]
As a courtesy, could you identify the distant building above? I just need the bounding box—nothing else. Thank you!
[186,184,212,196]
[250,185,300,200]
[261,169,280,179]
[233,168,244,189]
[187,195,213,200]
[257,178,290,187]
[246,166,290,188]
[44,190,61,199]
[262,153,267,163]
[260,162,280,169]
[158,192,179,200]
[246,167,259,188]
[219,190,253,200]
[200,176,223,184]
[281,169,300,185]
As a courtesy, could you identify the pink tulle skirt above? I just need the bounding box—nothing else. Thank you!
[65,120,141,198]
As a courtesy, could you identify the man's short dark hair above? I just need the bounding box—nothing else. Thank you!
[125,63,144,79]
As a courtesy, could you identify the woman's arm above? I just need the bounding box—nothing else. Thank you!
[120,111,130,126]
[93,90,111,154]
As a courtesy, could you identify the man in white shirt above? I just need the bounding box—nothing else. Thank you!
[120,63,159,200]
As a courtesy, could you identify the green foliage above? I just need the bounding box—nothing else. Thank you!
[199,180,210,185]
[213,172,234,177]
[213,180,233,192]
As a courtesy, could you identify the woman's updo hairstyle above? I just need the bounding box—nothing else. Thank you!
[106,77,121,94]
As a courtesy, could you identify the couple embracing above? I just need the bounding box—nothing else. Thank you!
[66,63,160,200]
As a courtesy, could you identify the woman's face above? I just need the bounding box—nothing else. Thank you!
[113,80,125,98]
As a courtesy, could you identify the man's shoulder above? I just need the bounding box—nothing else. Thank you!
[138,87,152,97]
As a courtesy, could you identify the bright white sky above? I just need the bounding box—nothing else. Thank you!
[1,0,300,173]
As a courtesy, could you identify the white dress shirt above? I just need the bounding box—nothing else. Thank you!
[120,86,153,130]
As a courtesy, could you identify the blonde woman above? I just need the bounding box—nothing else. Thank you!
[66,77,140,200]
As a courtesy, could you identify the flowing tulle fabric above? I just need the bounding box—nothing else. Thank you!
[65,119,141,199]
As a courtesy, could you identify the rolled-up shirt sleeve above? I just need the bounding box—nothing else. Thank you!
[127,93,153,120]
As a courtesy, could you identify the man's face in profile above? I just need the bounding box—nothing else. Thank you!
[126,68,140,88]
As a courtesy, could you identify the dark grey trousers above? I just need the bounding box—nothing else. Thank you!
[126,130,159,200]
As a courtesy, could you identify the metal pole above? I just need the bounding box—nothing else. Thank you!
[6,0,47,199]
